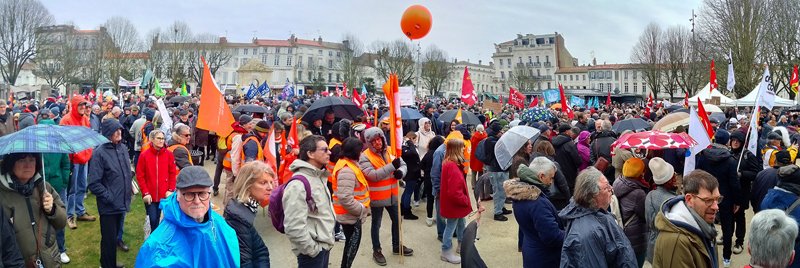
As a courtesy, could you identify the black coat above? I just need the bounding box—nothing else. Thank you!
[590,131,616,180]
[1,206,23,267]
[483,135,503,172]
[752,168,779,213]
[551,134,581,193]
[732,148,763,210]
[88,120,133,215]
[402,140,422,182]
[224,201,270,268]
[696,144,742,209]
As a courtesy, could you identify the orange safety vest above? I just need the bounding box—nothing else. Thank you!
[240,136,264,163]
[141,123,151,152]
[331,159,370,215]
[222,134,236,170]
[326,138,342,183]
[363,149,398,202]
[167,144,194,166]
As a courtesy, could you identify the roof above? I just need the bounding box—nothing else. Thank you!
[453,61,492,68]
[105,52,149,60]
[587,63,644,70]
[254,39,292,47]
[555,66,589,74]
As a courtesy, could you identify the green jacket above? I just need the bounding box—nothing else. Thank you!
[39,119,71,193]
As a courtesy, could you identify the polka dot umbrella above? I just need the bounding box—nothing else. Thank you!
[610,130,698,151]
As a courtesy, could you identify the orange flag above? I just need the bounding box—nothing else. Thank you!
[382,74,402,157]
[196,57,235,137]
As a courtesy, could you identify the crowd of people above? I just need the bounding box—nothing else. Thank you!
[2,90,800,268]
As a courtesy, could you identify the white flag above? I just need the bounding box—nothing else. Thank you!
[727,49,736,92]
[747,107,759,154]
[684,106,712,177]
[756,67,775,110]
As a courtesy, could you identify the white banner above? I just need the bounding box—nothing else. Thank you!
[756,67,775,110]
[398,86,414,106]
[684,106,712,176]
[727,49,736,92]
[118,77,141,87]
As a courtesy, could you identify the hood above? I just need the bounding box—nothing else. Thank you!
[160,194,211,228]
[68,95,87,119]
[38,118,56,125]
[558,200,605,221]
[101,119,123,138]
[551,134,572,147]
[614,177,648,198]
[289,159,330,178]
[517,164,548,189]
[418,118,433,135]
[773,126,792,147]
[577,131,591,145]
[699,144,732,162]
[503,178,543,201]
[364,127,386,152]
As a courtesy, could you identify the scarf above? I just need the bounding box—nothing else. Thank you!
[11,176,36,197]
[688,204,718,241]
[245,197,259,213]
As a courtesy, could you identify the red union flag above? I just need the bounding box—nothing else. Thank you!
[791,65,799,94]
[508,87,525,109]
[709,60,718,93]
[461,67,477,105]
[558,83,574,119]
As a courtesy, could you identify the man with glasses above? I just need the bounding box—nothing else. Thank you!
[653,169,721,268]
[60,95,97,229]
[168,123,194,170]
[136,166,239,267]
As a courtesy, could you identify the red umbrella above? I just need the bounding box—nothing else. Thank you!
[611,130,698,151]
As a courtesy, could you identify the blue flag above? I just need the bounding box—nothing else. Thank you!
[245,84,258,100]
[257,81,270,96]
[361,84,367,96]
[281,78,294,100]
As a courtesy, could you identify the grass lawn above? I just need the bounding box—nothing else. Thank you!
[63,194,145,267]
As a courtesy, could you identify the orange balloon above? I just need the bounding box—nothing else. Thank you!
[400,5,432,40]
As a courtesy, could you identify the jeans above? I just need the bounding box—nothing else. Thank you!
[99,214,122,268]
[441,217,465,251]
[297,249,329,268]
[371,205,400,250]
[56,187,67,253]
[67,164,88,217]
[340,220,362,268]
[434,198,446,238]
[145,203,161,232]
[413,179,422,202]
[401,179,418,211]
[117,213,126,242]
[490,171,509,215]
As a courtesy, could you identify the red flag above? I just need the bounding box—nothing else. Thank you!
[558,83,574,119]
[529,96,538,108]
[461,66,477,105]
[606,90,611,107]
[508,87,525,109]
[352,88,364,108]
[196,57,235,137]
[499,95,504,106]
[382,74,402,157]
[342,82,349,98]
[791,65,799,94]
[287,117,299,150]
[684,91,689,108]
[335,84,342,97]
[709,60,718,93]
[696,98,715,139]
[644,93,653,118]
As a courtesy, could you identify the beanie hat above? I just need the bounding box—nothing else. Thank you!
[622,158,645,178]
[730,130,746,144]
[49,107,60,116]
[254,120,270,133]
[649,157,674,185]
[144,109,155,121]
[714,129,730,145]
[239,114,253,125]
[27,104,37,113]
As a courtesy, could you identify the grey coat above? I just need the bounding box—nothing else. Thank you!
[644,186,678,262]
[333,164,371,225]
[357,127,407,208]
[558,201,637,268]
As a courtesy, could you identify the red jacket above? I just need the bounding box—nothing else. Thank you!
[60,95,93,164]
[440,160,472,218]
[469,131,488,172]
[135,145,177,202]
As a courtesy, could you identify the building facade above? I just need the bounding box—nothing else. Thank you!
[443,60,499,99]
[491,33,578,95]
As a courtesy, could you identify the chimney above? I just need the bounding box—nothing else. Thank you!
[219,36,227,44]
[478,60,482,65]
[317,36,323,44]
[592,58,597,66]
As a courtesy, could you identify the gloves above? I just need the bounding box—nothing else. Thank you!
[391,158,402,169]
[393,170,403,180]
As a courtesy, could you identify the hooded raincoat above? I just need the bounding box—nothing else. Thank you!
[558,201,637,268]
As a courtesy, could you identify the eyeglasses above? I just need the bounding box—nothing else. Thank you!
[691,194,723,206]
[182,191,211,202]
[316,147,330,153]
[154,137,166,140]
[181,133,191,138]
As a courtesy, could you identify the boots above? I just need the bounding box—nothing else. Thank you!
[441,247,461,264]
[402,209,419,220]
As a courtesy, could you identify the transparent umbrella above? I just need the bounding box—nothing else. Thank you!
[494,126,540,170]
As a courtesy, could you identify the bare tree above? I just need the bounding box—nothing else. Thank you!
[762,0,800,97]
[103,16,143,91]
[154,21,194,85]
[698,0,767,97]
[420,45,451,96]
[631,22,663,98]
[187,33,232,89]
[370,39,415,86]
[0,0,53,86]
[337,33,365,90]
[510,64,542,92]
[660,25,691,99]
[33,28,79,91]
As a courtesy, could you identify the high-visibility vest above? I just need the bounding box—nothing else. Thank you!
[240,136,264,163]
[167,144,194,166]
[331,159,370,215]
[141,123,151,152]
[222,134,236,170]
[326,138,342,183]
[363,149,398,202]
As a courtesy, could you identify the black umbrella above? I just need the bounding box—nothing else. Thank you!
[460,220,488,268]
[302,96,363,123]
[665,105,684,112]
[379,107,424,121]
[169,95,190,104]
[234,104,269,114]
[438,109,481,125]
[789,104,800,112]
[612,118,650,132]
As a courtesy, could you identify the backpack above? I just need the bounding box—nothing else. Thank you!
[268,175,318,234]
[475,139,491,164]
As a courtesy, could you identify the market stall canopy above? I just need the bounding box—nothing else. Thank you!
[687,83,737,107]
[734,83,794,107]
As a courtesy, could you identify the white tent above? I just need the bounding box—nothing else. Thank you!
[734,83,794,107]
[687,83,737,107]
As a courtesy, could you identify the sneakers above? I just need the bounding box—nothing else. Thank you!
[67,217,77,229]
[440,248,461,264]
[732,243,744,254]
[723,259,731,267]
[502,208,513,215]
[426,217,435,226]
[392,245,414,256]
[334,231,346,242]
[59,252,70,264]
[494,214,508,221]
[373,250,387,266]
[77,213,97,222]
[413,200,420,207]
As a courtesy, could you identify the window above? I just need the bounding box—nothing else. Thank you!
[499,59,503,66]
[288,48,293,54]
[308,56,314,67]
[624,83,629,92]
[274,55,280,66]
[286,56,292,66]
[336,51,341,57]
[633,83,638,92]
[318,50,323,55]
[545,55,549,63]
[583,75,586,80]
[608,83,612,90]
[243,48,248,55]
[570,75,574,81]
[308,72,313,80]
[600,83,604,90]
[329,51,333,57]
[500,71,505,79]
[536,56,540,63]
[642,83,647,92]
[537,69,541,76]
[547,82,551,89]
[262,55,268,65]
[276,48,281,54]
[298,72,302,81]
[328,59,333,68]
[263,47,267,53]
[614,71,619,79]
[328,73,332,82]
[633,71,637,79]
[518,57,522,63]
[297,56,303,67]
[336,74,340,82]
[528,56,532,63]
[624,70,628,79]
[605,71,611,79]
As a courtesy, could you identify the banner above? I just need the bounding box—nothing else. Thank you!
[398,86,414,106]
[756,67,775,110]
[118,77,141,87]
[543,89,560,103]
[569,96,585,107]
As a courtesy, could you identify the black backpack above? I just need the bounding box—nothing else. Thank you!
[475,139,491,164]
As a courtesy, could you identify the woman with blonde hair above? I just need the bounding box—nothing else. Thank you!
[223,161,277,267]
[439,138,483,264]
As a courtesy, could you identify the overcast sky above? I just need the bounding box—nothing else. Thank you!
[41,0,702,65]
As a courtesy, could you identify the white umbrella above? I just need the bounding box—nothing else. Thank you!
[494,126,540,170]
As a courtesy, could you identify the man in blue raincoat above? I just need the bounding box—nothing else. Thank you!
[135,166,240,268]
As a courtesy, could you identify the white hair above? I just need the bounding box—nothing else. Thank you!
[529,156,556,177]
[749,209,798,268]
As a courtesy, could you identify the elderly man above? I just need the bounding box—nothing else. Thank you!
[654,170,720,268]
[90,104,102,133]
[559,167,636,267]
[0,100,15,137]
[746,209,798,268]
[136,166,239,267]
[168,123,194,170]
[87,119,132,268]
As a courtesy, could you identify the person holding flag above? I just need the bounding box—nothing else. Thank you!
[223,115,256,206]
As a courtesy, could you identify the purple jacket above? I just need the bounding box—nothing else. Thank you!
[577,131,591,171]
